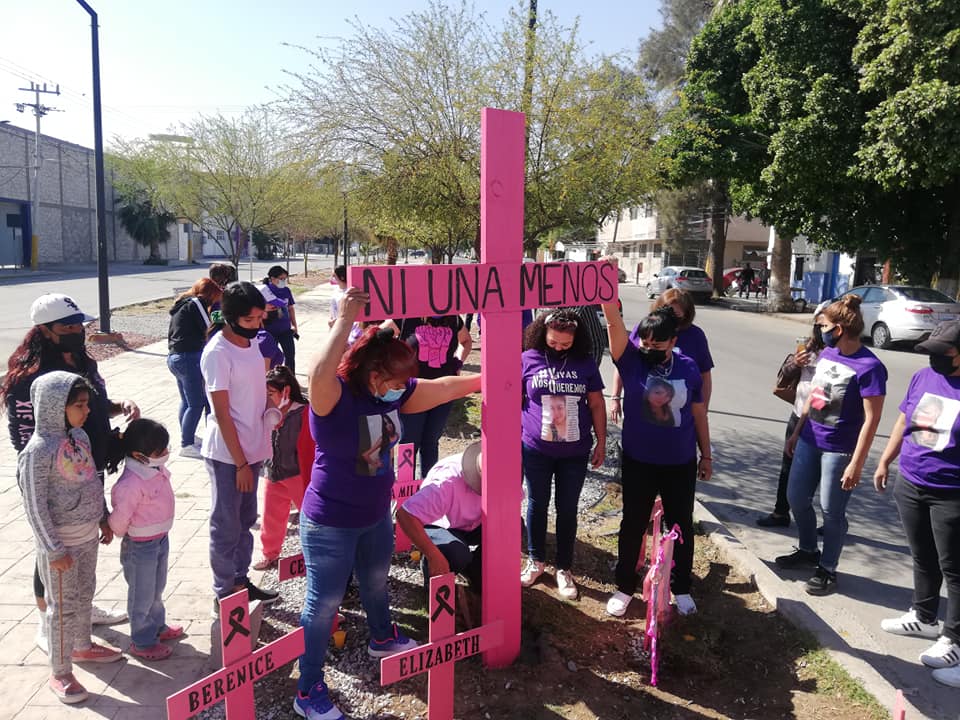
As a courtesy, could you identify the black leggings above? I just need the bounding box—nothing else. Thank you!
[34,561,44,599]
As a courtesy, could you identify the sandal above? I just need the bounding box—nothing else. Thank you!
[252,556,279,571]
[129,642,173,661]
[158,624,185,641]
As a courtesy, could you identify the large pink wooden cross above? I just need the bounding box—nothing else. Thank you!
[349,107,618,667]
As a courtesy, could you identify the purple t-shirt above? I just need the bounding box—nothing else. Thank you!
[614,346,703,465]
[521,350,604,457]
[898,367,960,490]
[303,377,417,528]
[256,330,284,368]
[800,345,887,453]
[629,323,714,373]
[261,283,295,335]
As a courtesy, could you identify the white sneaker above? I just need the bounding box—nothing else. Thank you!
[932,664,960,688]
[520,560,545,587]
[179,444,203,459]
[555,569,579,600]
[673,593,697,616]
[35,609,49,654]
[881,608,940,638]
[606,591,632,617]
[920,636,960,669]
[90,605,127,626]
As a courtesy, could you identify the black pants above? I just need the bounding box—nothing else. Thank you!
[276,330,296,374]
[617,454,697,595]
[894,477,960,643]
[773,413,800,516]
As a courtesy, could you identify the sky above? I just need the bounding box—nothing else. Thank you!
[1,0,661,149]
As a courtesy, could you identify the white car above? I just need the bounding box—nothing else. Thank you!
[645,266,713,301]
[815,285,960,349]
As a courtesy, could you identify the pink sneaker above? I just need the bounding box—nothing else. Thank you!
[49,673,88,704]
[72,642,122,663]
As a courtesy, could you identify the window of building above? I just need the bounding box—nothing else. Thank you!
[644,204,654,218]
[653,243,662,255]
[794,257,805,282]
[629,207,639,221]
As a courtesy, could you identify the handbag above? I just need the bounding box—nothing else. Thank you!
[772,354,801,405]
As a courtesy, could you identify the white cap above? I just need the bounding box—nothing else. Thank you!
[30,293,96,326]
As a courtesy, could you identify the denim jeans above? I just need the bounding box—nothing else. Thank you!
[401,401,454,477]
[773,413,800,516]
[786,437,854,572]
[167,351,206,447]
[297,511,395,692]
[522,444,589,570]
[207,459,263,597]
[422,525,482,593]
[274,330,297,374]
[120,535,169,648]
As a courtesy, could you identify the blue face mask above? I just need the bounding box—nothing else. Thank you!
[822,327,841,348]
[376,387,405,403]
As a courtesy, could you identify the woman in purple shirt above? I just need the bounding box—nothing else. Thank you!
[602,303,712,618]
[294,287,481,720]
[874,320,960,687]
[520,311,606,601]
[780,294,886,596]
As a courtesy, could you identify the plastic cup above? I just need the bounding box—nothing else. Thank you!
[332,629,346,649]
[796,337,807,353]
[410,550,422,563]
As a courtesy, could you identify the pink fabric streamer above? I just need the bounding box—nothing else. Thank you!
[642,523,683,686]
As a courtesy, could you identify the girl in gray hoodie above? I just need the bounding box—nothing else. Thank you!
[19,371,122,704]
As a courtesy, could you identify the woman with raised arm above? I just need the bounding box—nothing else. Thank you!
[293,288,481,720]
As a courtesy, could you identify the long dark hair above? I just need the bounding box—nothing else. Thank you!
[1,327,98,405]
[266,365,308,405]
[105,418,170,473]
[635,307,679,343]
[523,309,592,357]
[337,327,417,396]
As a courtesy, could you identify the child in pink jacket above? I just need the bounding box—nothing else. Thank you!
[107,418,183,661]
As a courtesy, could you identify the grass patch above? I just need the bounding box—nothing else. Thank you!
[796,643,889,719]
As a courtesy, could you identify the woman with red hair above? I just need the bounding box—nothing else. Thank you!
[293,288,481,720]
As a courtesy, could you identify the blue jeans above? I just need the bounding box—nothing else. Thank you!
[120,535,169,647]
[787,437,854,572]
[401,401,454,477]
[167,352,206,447]
[522,444,589,570]
[297,511,395,692]
[422,525,482,592]
[207,459,262,597]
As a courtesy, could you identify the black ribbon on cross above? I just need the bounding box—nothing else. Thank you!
[399,446,415,470]
[224,606,251,647]
[431,584,455,622]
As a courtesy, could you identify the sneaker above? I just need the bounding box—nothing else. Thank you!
[368,623,418,658]
[756,513,790,528]
[244,580,279,604]
[179,444,203,459]
[805,566,838,596]
[91,604,127,625]
[880,609,940,638]
[556,569,579,600]
[606,591,632,617]
[775,547,821,569]
[253,556,279,571]
[932,664,960,688]
[293,681,344,720]
[674,593,697,616]
[49,673,88,704]
[520,559,545,587]
[72,641,123,663]
[35,609,49,654]
[159,624,185,641]
[920,636,960,669]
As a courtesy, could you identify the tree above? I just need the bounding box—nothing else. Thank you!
[115,190,175,263]
[639,0,716,93]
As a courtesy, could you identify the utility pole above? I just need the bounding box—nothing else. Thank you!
[16,81,60,270]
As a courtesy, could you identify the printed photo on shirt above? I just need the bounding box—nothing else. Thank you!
[541,394,579,442]
[356,410,401,477]
[641,376,686,427]
[908,392,960,451]
[809,361,856,427]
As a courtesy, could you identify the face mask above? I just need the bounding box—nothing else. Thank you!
[376,387,406,403]
[822,327,841,348]
[229,322,260,340]
[275,279,287,289]
[641,347,668,365]
[545,347,568,361]
[929,354,958,376]
[56,329,85,353]
[145,452,170,468]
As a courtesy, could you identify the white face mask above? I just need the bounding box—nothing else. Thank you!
[143,452,170,468]
[275,279,288,289]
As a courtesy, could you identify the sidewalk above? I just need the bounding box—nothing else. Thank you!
[0,284,332,720]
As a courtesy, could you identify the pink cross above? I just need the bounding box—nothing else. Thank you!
[393,442,422,552]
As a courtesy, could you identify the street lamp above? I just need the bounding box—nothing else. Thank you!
[75,0,111,334]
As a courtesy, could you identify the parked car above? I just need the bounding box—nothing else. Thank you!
[814,285,960,349]
[645,266,713,301]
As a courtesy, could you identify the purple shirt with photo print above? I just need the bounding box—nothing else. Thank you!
[521,350,604,458]
[615,345,703,465]
[800,345,887,453]
[898,367,960,490]
[630,323,714,373]
[304,376,417,528]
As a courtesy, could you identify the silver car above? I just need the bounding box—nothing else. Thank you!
[816,285,960,349]
[645,266,713,301]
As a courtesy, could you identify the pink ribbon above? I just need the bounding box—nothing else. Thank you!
[643,523,683,686]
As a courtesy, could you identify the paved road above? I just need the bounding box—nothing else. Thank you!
[612,284,954,719]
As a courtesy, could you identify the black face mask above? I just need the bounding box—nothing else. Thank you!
[641,347,669,365]
[545,347,568,361]
[929,354,958,377]
[55,329,85,354]
[229,322,260,340]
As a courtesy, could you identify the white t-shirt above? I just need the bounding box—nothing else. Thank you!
[200,331,271,465]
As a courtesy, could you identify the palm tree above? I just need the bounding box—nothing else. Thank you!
[117,192,175,263]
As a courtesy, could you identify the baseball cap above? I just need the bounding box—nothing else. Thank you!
[916,319,960,355]
[461,441,482,493]
[30,293,96,326]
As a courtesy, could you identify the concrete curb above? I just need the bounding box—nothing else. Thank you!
[692,500,922,717]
